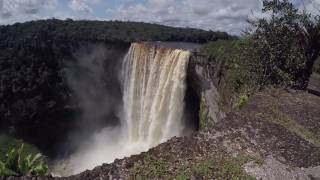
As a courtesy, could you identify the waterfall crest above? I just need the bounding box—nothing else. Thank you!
[122,43,190,147]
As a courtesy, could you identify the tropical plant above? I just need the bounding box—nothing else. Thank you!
[0,144,48,176]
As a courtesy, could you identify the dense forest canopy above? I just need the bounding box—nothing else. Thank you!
[0,19,232,44]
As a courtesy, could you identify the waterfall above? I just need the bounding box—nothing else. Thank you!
[122,43,190,147]
[55,42,191,176]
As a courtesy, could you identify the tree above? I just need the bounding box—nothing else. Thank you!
[251,0,320,89]
[298,14,320,88]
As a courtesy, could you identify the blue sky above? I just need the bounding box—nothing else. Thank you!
[0,0,319,35]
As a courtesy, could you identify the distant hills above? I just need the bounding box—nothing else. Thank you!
[0,19,232,44]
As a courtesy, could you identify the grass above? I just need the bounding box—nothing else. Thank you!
[272,114,320,147]
[191,160,214,178]
[257,109,320,147]
[130,155,168,179]
[175,155,256,180]
[233,155,264,167]
[130,153,257,180]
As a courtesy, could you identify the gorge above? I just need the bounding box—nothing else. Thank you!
[52,42,202,176]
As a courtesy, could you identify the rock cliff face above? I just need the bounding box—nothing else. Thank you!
[188,53,226,130]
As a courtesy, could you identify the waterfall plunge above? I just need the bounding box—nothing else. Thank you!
[122,43,190,147]
[57,43,191,175]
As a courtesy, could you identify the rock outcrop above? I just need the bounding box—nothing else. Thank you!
[188,53,226,130]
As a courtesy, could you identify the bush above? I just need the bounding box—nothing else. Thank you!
[201,39,261,98]
[201,0,320,97]
[0,134,41,161]
[0,144,48,176]
[250,0,320,89]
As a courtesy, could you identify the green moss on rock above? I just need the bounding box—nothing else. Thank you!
[199,97,210,130]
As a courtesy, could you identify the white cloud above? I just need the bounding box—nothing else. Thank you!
[0,0,57,24]
[111,0,320,35]
[69,0,92,13]
[112,0,263,35]
[302,0,320,14]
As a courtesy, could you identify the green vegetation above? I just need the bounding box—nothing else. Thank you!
[201,0,320,109]
[250,0,320,89]
[258,109,320,147]
[130,156,168,179]
[178,156,256,180]
[0,134,41,161]
[0,19,231,44]
[236,94,249,108]
[200,39,261,101]
[199,98,210,130]
[0,144,48,176]
[130,154,257,179]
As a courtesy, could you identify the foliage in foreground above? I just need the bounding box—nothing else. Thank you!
[0,134,41,161]
[0,144,48,176]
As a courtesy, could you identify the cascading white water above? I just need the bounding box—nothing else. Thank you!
[55,42,191,175]
[122,43,190,147]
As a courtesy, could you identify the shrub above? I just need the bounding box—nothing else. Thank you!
[236,94,249,108]
[201,39,261,101]
[0,144,48,176]
[0,134,41,161]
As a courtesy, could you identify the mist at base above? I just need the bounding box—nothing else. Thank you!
[53,42,195,176]
[53,127,150,175]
